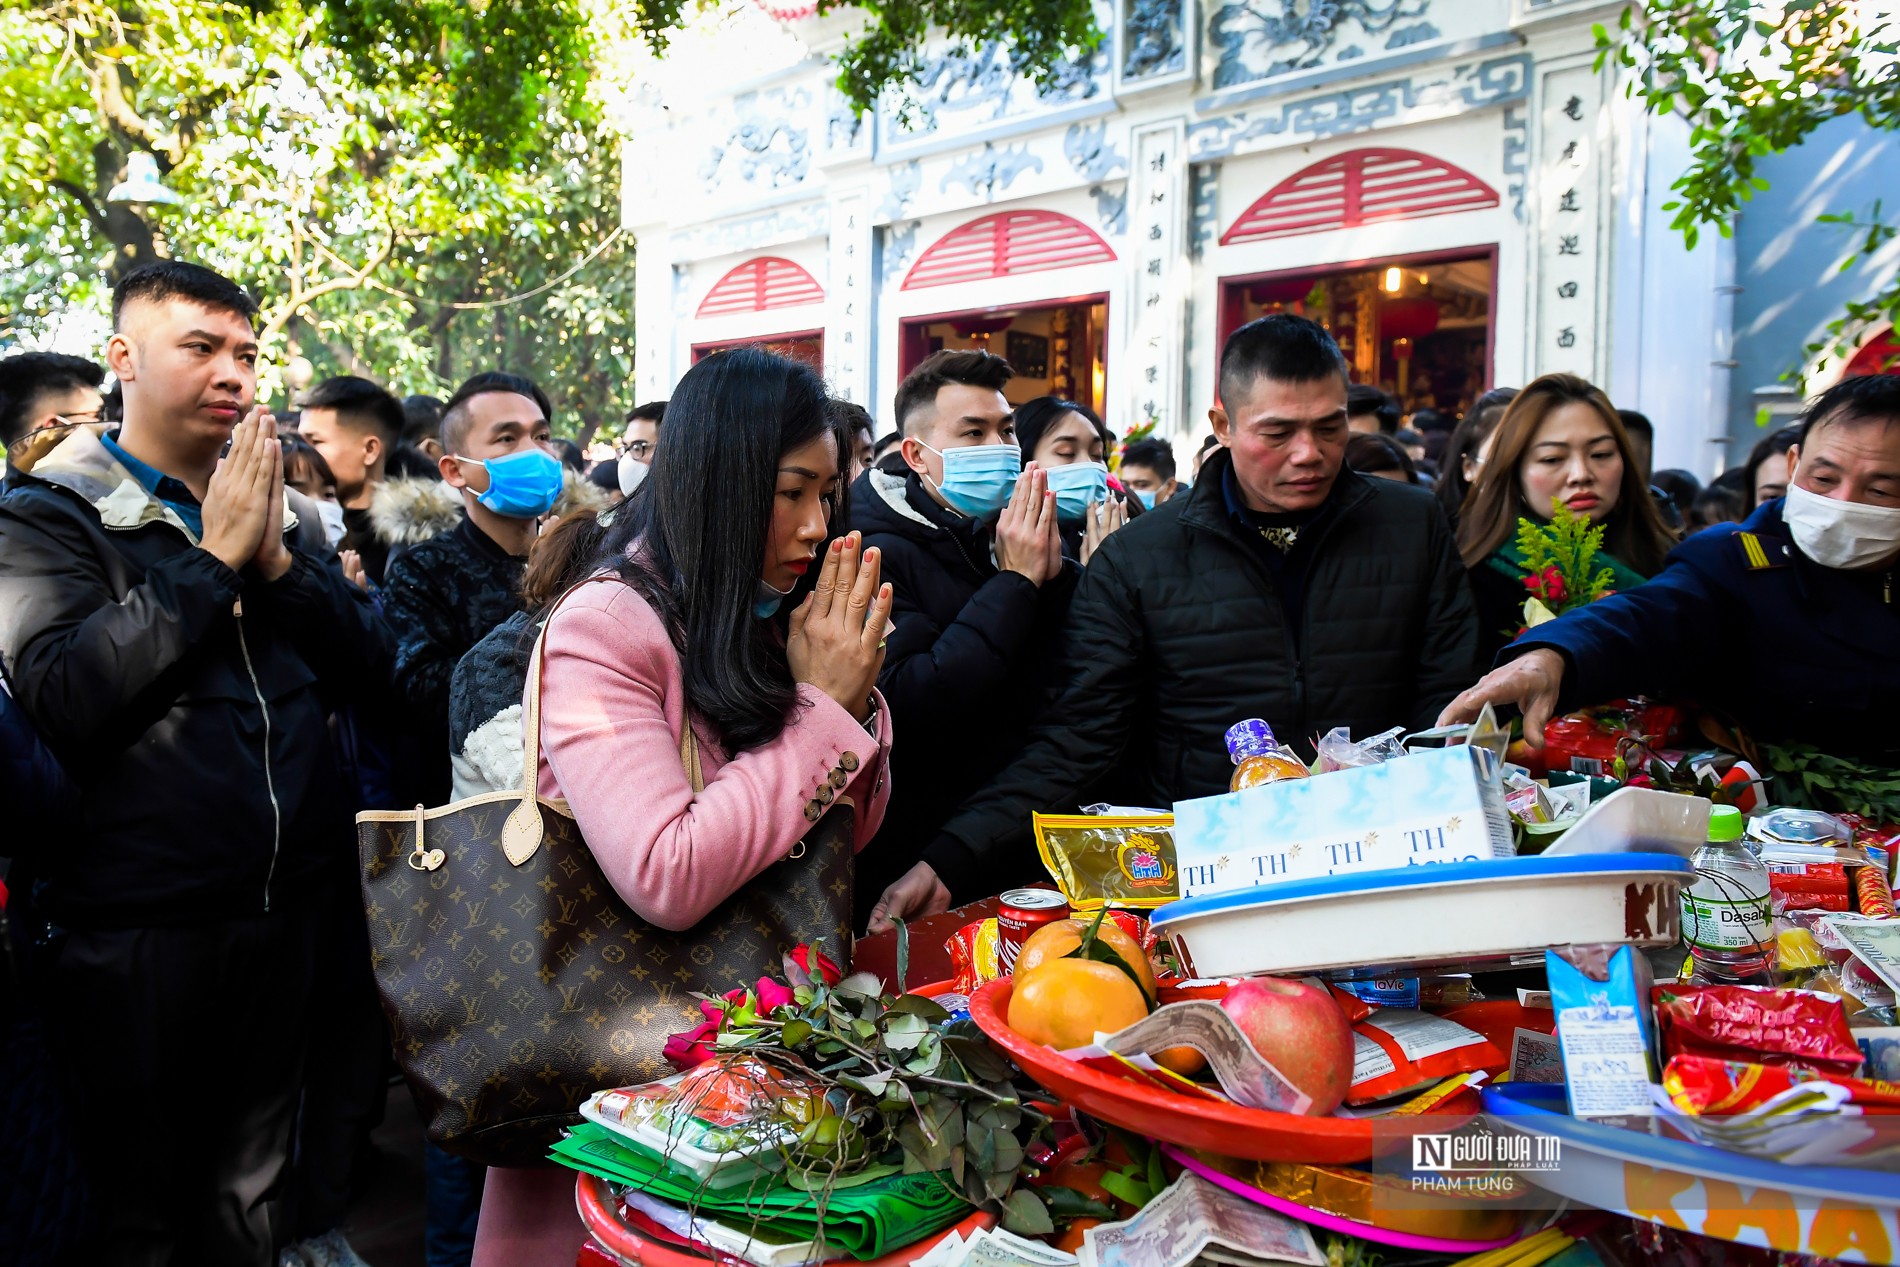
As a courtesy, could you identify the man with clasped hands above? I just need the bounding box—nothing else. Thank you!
[0,261,392,1265]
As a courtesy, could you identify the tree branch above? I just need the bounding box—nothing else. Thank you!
[258,217,399,347]
[47,177,109,234]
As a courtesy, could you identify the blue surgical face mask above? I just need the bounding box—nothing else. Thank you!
[755,578,793,620]
[453,447,564,519]
[1133,488,1158,511]
[1047,461,1109,523]
[919,441,1021,518]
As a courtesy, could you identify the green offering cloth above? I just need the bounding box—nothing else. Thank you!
[552,1122,970,1259]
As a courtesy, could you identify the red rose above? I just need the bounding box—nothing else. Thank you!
[790,944,843,986]
[756,977,796,1013]
[662,1019,718,1072]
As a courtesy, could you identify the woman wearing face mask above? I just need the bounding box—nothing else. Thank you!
[469,347,893,1267]
[1012,396,1136,564]
[1456,374,1675,661]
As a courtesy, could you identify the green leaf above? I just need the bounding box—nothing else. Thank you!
[883,1011,929,1052]
[886,994,951,1023]
[1002,1189,1056,1237]
[1040,1185,1119,1221]
[895,917,910,991]
[1100,1169,1152,1208]
[835,971,884,1000]
[779,1019,813,1048]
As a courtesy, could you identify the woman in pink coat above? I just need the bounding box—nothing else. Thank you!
[471,347,896,1266]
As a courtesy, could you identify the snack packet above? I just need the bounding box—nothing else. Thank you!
[1033,813,1179,910]
[1856,862,1896,919]
[1652,983,1864,1074]
[1661,1052,1900,1114]
[1346,1010,1504,1105]
[945,918,1002,995]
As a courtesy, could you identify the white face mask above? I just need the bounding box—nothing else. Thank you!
[618,453,649,497]
[314,499,347,549]
[1783,481,1900,570]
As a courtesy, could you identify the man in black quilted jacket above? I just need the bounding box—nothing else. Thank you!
[0,261,394,1265]
[869,314,1480,927]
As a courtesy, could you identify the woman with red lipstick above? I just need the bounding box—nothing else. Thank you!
[1456,373,1674,661]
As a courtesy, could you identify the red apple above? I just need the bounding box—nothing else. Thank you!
[1219,977,1355,1116]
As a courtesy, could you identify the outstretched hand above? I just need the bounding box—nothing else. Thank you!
[1436,649,1568,747]
[866,861,951,935]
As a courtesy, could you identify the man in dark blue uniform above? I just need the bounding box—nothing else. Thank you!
[1440,374,1900,765]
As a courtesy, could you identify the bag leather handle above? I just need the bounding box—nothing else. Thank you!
[503,576,705,866]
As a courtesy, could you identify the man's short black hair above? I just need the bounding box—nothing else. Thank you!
[112,260,258,329]
[827,397,874,439]
[1346,383,1400,434]
[1218,314,1348,406]
[0,352,106,445]
[1798,373,1900,445]
[1120,438,1176,481]
[303,375,404,445]
[1617,409,1654,441]
[401,395,444,448]
[1651,468,1700,514]
[1346,431,1419,484]
[440,372,552,454]
[626,400,667,427]
[893,350,1013,435]
[550,437,585,472]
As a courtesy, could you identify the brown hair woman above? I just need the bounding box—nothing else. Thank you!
[1456,373,1675,661]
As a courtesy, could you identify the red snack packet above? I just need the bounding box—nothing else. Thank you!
[944,918,1001,996]
[1662,1053,1900,1114]
[1854,862,1896,918]
[1347,1010,1504,1104]
[1653,983,1864,1073]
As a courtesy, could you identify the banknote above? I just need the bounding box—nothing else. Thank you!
[1077,1001,1313,1113]
[962,1227,1081,1267]
[1080,1173,1323,1267]
[1823,915,1900,997]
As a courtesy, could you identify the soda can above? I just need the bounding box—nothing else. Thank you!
[997,888,1071,973]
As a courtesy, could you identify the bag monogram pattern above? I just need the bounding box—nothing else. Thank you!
[357,611,855,1169]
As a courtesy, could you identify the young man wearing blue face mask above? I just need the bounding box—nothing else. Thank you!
[382,371,566,806]
[1119,438,1182,510]
[848,349,1077,929]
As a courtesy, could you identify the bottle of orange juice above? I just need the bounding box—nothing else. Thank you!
[1225,719,1310,791]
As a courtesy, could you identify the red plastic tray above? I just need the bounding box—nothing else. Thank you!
[971,977,1460,1165]
[576,1172,996,1266]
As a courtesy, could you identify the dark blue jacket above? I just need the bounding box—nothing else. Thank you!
[1509,500,1900,763]
[1,674,74,851]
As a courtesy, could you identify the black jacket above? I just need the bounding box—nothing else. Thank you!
[0,424,395,928]
[849,469,1079,913]
[921,450,1480,900]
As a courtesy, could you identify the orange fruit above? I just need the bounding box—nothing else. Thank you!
[1008,959,1150,1051]
[1015,919,1156,1003]
[1054,1219,1099,1254]
[1153,1045,1208,1078]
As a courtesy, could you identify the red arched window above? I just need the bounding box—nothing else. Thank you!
[902,211,1116,291]
[1222,148,1500,245]
[695,257,826,318]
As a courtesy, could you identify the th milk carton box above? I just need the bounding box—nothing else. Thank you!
[1545,944,1657,1121]
[1170,744,1513,898]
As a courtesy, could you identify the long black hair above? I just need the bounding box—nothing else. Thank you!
[595,347,847,754]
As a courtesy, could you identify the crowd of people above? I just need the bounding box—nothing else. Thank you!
[1,258,1897,1267]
